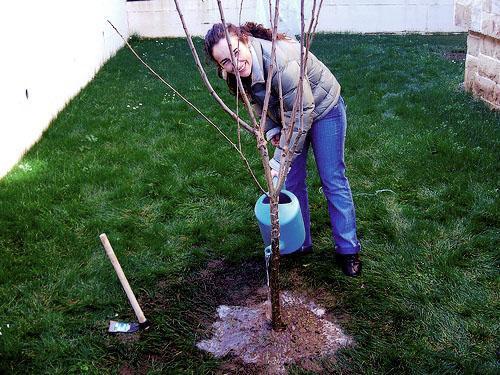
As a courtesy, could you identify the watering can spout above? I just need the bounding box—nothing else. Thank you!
[264,241,285,257]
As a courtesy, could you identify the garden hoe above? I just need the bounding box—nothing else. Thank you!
[100,233,150,333]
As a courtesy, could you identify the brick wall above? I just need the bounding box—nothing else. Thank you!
[455,0,500,110]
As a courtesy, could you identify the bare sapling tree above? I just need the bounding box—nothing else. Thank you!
[172,0,324,330]
[110,0,324,331]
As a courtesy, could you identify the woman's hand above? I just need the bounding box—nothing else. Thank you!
[271,134,281,147]
[270,168,279,179]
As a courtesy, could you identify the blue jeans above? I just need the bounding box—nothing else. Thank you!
[285,96,361,255]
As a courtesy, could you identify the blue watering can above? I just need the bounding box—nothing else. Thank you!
[254,178,305,255]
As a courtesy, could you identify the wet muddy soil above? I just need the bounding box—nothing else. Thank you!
[118,258,353,374]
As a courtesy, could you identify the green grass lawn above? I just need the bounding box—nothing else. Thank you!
[1,33,498,374]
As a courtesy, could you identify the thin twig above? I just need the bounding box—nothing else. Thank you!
[236,78,242,151]
[216,1,259,129]
[239,0,245,25]
[276,0,309,188]
[277,0,324,187]
[216,0,275,192]
[304,0,317,65]
[302,0,324,68]
[309,0,324,46]
[298,0,305,159]
[277,70,285,126]
[107,20,265,194]
[237,0,245,151]
[259,0,281,195]
[172,0,255,135]
[269,0,273,25]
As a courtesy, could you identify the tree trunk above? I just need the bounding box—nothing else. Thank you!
[269,194,285,330]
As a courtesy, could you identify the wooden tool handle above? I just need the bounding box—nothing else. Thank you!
[99,233,147,324]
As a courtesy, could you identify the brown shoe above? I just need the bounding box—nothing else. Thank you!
[335,253,362,277]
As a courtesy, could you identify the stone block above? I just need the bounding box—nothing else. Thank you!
[464,67,476,91]
[465,54,479,71]
[494,84,500,104]
[473,74,497,102]
[478,53,500,81]
[465,54,479,91]
[481,13,500,38]
[480,34,499,58]
[467,31,482,56]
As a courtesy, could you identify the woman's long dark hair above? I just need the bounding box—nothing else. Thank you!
[204,22,288,99]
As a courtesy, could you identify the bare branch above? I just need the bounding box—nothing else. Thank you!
[237,0,245,151]
[277,70,285,127]
[239,0,245,25]
[269,0,273,25]
[309,0,324,46]
[216,0,275,192]
[173,0,255,135]
[287,0,324,161]
[303,0,324,69]
[277,0,325,188]
[216,1,259,130]
[236,80,242,151]
[304,0,317,65]
[107,20,265,194]
[258,0,281,196]
[275,1,307,188]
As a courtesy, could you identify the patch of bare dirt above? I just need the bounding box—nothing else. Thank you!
[197,291,353,374]
[119,258,352,374]
[190,259,353,373]
[443,50,466,61]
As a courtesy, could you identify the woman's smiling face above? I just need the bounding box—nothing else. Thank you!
[212,33,252,78]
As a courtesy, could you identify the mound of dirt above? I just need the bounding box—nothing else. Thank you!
[197,290,353,374]
[120,258,353,374]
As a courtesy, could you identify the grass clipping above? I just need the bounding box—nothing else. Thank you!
[197,290,353,373]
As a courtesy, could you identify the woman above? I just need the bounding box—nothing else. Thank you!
[204,23,362,277]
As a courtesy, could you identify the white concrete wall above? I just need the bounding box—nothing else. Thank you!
[320,0,463,33]
[1,0,129,178]
[127,0,463,38]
